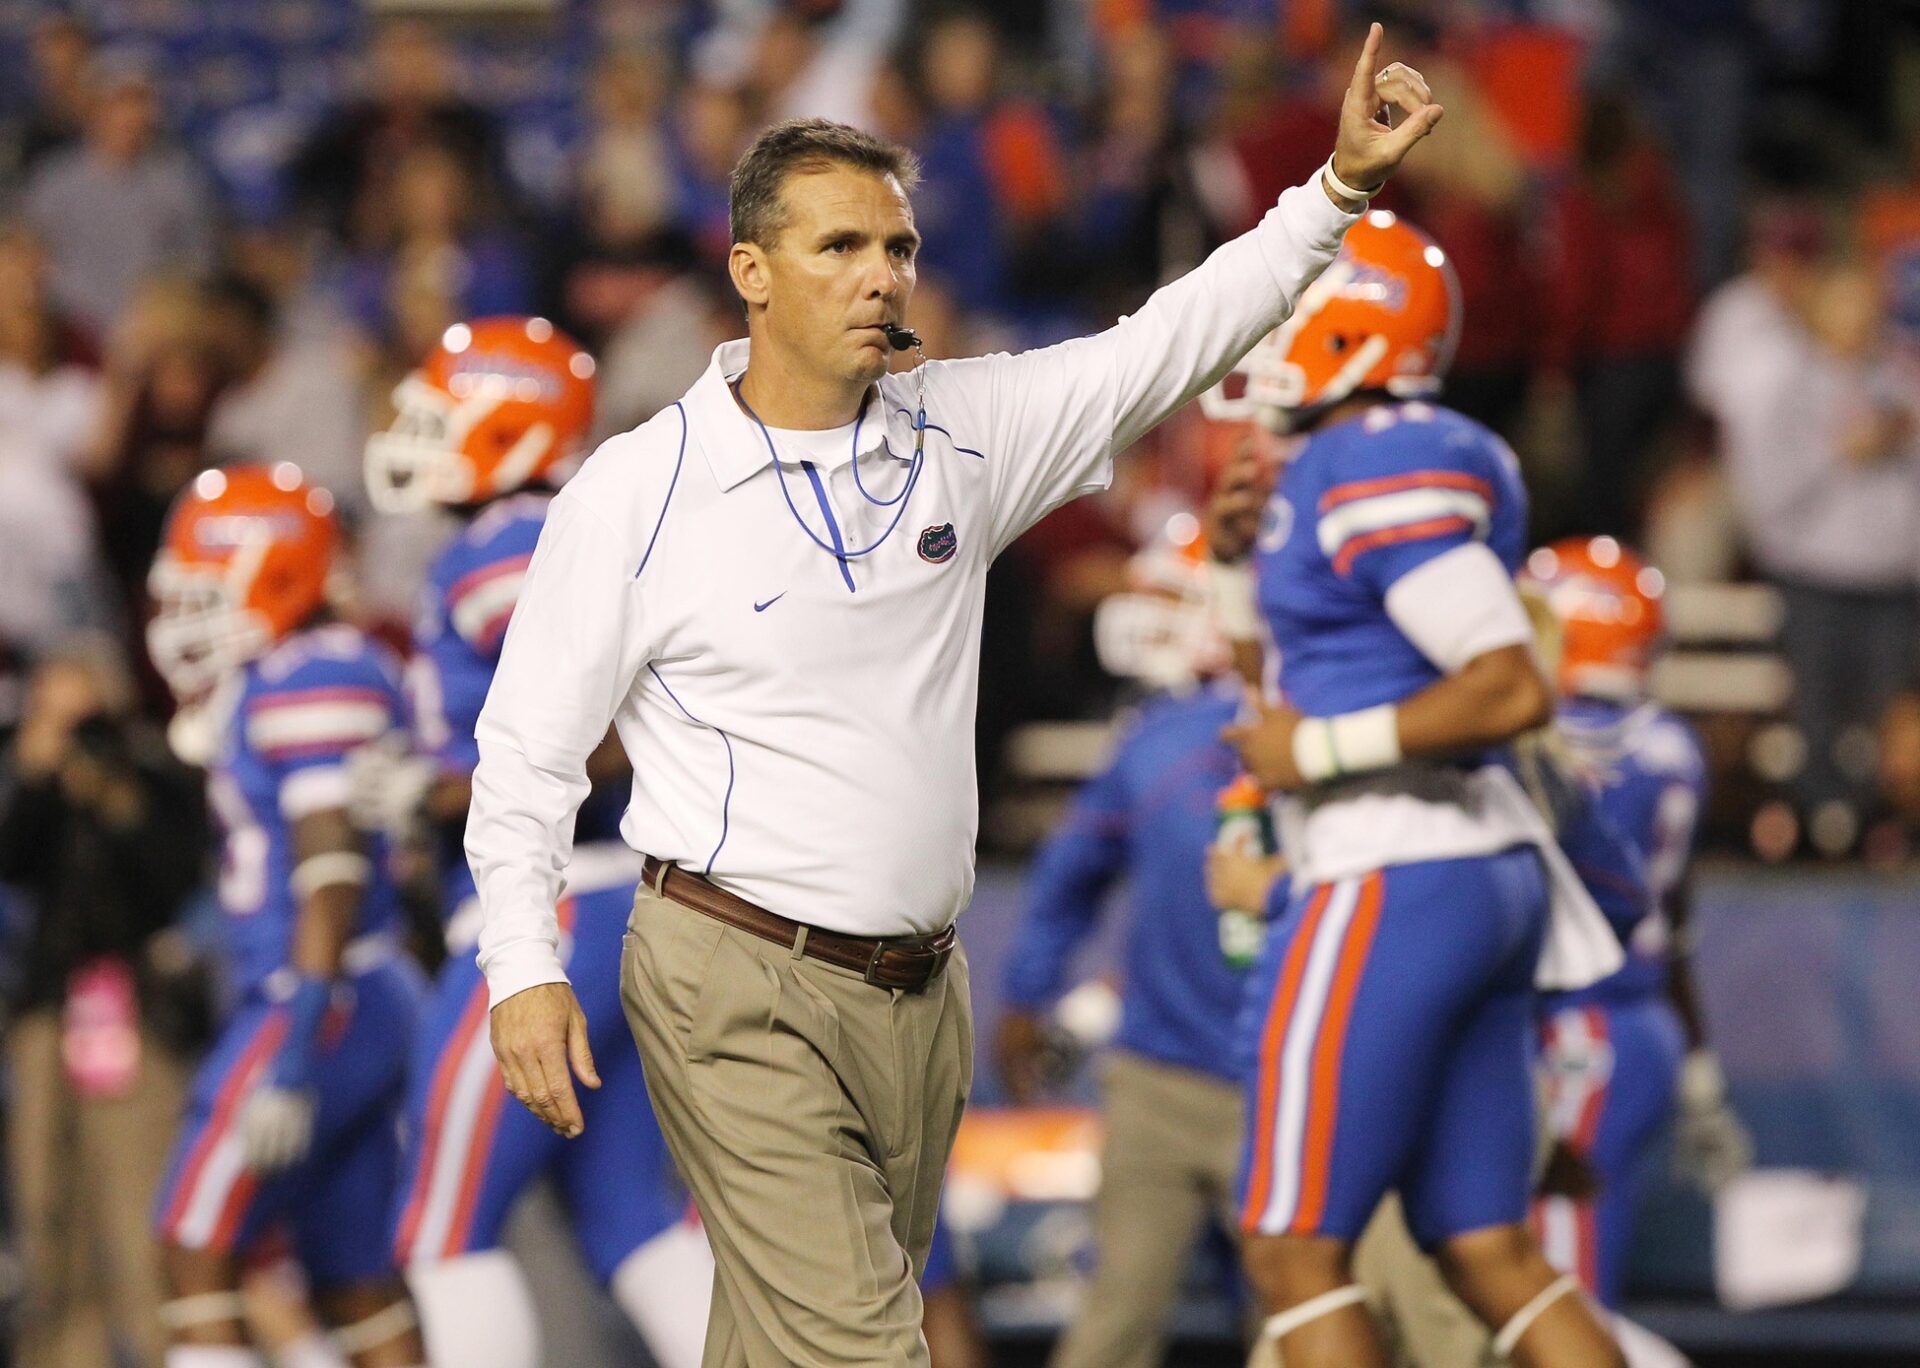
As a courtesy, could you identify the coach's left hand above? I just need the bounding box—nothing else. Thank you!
[1327,23,1443,206]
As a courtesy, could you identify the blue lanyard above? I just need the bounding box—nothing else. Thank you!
[731,379,928,567]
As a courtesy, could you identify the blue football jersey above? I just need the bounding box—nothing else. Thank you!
[1255,402,1530,715]
[409,493,549,777]
[1003,686,1251,1079]
[207,624,410,996]
[410,493,625,917]
[1552,697,1707,1002]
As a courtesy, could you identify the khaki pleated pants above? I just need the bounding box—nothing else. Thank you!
[621,885,973,1367]
[1052,1049,1245,1368]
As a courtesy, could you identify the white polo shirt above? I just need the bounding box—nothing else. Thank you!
[468,176,1357,1006]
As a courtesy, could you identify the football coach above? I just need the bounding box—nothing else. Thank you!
[467,25,1439,1366]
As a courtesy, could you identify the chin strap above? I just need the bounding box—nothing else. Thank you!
[1492,1273,1580,1360]
[1261,1284,1371,1341]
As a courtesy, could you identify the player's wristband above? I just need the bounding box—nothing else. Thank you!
[290,851,371,898]
[1320,155,1383,207]
[1292,704,1402,783]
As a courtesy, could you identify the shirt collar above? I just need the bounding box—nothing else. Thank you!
[684,339,907,493]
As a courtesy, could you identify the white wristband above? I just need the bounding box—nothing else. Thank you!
[290,851,372,898]
[1293,718,1338,783]
[1204,560,1262,640]
[1292,704,1402,783]
[1320,155,1381,206]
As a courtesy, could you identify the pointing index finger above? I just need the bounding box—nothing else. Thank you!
[1348,22,1383,106]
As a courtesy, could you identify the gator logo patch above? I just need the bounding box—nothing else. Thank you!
[918,523,958,563]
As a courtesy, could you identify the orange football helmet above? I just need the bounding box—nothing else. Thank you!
[1202,209,1462,430]
[1092,512,1232,692]
[147,464,339,698]
[365,316,596,513]
[1521,536,1667,701]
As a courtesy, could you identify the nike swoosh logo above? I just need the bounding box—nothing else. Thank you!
[753,594,786,613]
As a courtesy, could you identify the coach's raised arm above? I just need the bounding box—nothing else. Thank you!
[996,22,1443,466]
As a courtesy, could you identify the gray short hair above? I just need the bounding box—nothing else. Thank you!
[729,118,921,250]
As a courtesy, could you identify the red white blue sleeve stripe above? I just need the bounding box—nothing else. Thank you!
[448,554,533,651]
[1316,471,1494,577]
[246,686,392,762]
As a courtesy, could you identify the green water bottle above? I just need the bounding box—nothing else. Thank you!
[1214,773,1274,969]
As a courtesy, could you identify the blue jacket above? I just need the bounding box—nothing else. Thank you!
[1003,686,1250,1079]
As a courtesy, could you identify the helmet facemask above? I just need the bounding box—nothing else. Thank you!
[146,543,273,700]
[1094,589,1231,694]
[366,374,557,513]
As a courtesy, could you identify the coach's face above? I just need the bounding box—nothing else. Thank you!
[738,166,920,387]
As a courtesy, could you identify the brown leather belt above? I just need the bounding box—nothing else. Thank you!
[639,857,956,993]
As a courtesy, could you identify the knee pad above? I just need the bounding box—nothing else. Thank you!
[160,1291,250,1336]
[407,1249,541,1368]
[611,1223,715,1368]
[1492,1273,1580,1360]
[330,1298,418,1359]
[1261,1284,1371,1341]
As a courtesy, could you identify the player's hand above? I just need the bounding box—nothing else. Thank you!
[491,982,600,1139]
[1206,847,1288,915]
[1222,692,1307,791]
[1673,1050,1753,1193]
[343,733,437,836]
[994,1009,1050,1106]
[1204,436,1277,563]
[241,973,329,1172]
[239,1085,317,1172]
[1326,24,1443,206]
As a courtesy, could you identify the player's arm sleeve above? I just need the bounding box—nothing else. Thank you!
[1381,543,1534,675]
[1662,741,1713,1046]
[1320,420,1519,594]
[448,538,539,659]
[954,179,1357,556]
[468,491,650,1008]
[247,661,402,822]
[1646,724,1709,898]
[1002,752,1132,1011]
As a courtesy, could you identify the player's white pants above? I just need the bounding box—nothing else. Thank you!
[613,1221,716,1368]
[407,1249,541,1368]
